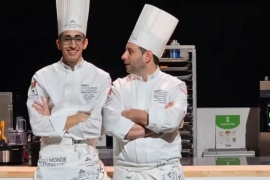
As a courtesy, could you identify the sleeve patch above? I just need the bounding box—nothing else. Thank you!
[180,84,187,95]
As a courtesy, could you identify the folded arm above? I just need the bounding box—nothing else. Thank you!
[103,82,157,141]
[32,96,90,130]
[124,124,157,140]
[121,102,174,140]
[27,76,96,137]
[146,83,187,134]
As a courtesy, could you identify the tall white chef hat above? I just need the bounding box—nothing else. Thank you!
[56,0,90,36]
[128,4,179,58]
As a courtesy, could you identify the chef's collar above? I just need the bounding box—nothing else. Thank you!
[136,66,161,82]
[59,58,84,70]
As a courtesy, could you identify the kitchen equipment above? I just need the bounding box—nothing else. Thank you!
[31,136,41,166]
[8,130,27,146]
[259,80,270,156]
[16,117,26,131]
[202,148,255,157]
[0,120,7,142]
[0,144,24,164]
[0,140,7,146]
[8,117,27,146]
[16,116,23,122]
[0,92,13,141]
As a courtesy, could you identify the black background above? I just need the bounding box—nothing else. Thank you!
[1,0,270,129]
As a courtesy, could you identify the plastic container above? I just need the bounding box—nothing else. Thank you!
[170,40,180,58]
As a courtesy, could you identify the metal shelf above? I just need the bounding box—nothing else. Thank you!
[160,58,189,62]
[160,66,190,71]
[161,45,197,158]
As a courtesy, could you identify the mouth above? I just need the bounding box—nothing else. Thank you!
[68,50,77,55]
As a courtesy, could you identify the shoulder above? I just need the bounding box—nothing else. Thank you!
[159,72,186,87]
[34,62,58,77]
[83,61,111,78]
[113,74,136,87]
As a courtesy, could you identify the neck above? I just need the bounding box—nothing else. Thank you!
[141,65,158,82]
[62,58,83,70]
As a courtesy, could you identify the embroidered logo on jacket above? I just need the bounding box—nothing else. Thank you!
[153,90,168,104]
[180,84,187,95]
[29,80,38,99]
[81,84,97,101]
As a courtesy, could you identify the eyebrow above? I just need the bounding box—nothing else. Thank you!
[62,35,84,37]
[60,34,85,39]
[127,47,135,51]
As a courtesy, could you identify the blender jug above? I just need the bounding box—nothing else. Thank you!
[16,117,26,131]
[8,118,27,145]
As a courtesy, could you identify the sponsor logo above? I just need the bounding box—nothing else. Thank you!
[39,157,67,167]
[153,90,168,104]
[81,84,97,101]
[64,20,82,29]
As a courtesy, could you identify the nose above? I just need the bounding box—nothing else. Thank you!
[121,51,127,61]
[69,40,77,48]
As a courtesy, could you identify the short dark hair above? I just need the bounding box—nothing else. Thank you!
[138,46,159,65]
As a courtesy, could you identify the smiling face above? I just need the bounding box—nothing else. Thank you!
[56,30,88,68]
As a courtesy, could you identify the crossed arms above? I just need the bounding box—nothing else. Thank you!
[32,96,90,131]
[121,102,174,140]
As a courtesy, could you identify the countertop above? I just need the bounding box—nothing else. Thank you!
[1,157,270,178]
[1,165,270,178]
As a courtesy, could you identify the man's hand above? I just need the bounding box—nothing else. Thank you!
[64,112,90,130]
[121,109,148,126]
[32,96,50,116]
[144,128,157,137]
[73,112,90,122]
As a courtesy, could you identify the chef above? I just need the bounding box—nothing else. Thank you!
[102,4,187,180]
[26,0,111,179]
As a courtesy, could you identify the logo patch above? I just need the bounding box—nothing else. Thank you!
[81,84,97,101]
[180,84,187,95]
[153,90,168,105]
[29,80,39,99]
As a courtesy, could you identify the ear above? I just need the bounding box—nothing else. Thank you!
[83,38,89,50]
[56,39,61,50]
[144,50,153,63]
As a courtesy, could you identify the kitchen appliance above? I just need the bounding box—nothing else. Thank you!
[0,92,13,141]
[31,135,41,166]
[8,130,27,146]
[0,120,7,142]
[202,148,255,157]
[259,79,270,156]
[8,118,27,146]
[0,144,24,165]
[0,92,25,164]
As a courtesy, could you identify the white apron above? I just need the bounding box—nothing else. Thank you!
[33,137,111,180]
[113,159,185,180]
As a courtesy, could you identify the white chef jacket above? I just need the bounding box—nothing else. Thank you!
[27,59,111,180]
[27,59,111,139]
[103,67,187,166]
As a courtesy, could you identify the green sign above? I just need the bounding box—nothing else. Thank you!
[216,157,241,165]
[216,115,240,129]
